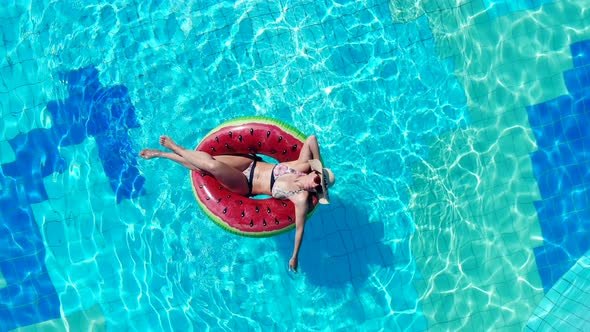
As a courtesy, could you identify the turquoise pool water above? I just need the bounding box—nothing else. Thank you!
[2,0,590,331]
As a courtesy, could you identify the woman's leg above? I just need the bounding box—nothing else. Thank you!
[139,149,196,169]
[140,149,256,171]
[159,136,250,195]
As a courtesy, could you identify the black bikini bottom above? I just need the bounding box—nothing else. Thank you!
[244,154,262,196]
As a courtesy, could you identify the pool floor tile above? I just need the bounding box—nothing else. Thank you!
[571,40,590,67]
[527,250,590,330]
[0,140,15,165]
[10,304,106,332]
[0,272,60,331]
[404,1,590,330]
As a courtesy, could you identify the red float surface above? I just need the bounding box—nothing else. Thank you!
[191,118,318,237]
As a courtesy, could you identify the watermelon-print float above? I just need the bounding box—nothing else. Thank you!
[191,117,319,237]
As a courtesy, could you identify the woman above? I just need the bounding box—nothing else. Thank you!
[140,134,335,272]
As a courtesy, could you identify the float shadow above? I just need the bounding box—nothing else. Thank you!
[275,196,395,288]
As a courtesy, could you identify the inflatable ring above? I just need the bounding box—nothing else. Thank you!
[191,117,319,237]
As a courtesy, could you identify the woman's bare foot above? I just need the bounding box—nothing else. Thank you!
[160,135,182,152]
[139,149,162,159]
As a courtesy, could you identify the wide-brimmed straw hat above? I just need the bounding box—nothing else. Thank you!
[308,159,335,204]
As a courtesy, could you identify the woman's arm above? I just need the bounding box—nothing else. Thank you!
[286,135,322,172]
[298,135,321,162]
[289,194,309,272]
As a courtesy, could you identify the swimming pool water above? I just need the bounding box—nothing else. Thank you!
[1,0,590,331]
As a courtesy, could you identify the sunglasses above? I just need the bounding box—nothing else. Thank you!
[312,170,323,192]
[312,170,321,183]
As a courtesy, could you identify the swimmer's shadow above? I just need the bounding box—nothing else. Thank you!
[275,196,394,288]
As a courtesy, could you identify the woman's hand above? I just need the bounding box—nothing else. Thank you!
[289,256,299,272]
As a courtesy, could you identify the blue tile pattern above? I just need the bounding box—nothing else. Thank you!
[3,66,145,202]
[0,187,60,330]
[0,66,143,330]
[47,66,145,202]
[527,40,590,292]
